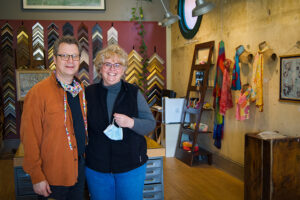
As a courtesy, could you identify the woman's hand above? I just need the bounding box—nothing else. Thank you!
[113,113,134,128]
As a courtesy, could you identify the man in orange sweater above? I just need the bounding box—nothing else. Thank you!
[20,35,88,199]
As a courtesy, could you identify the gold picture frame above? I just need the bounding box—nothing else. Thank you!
[16,69,52,101]
[22,0,106,10]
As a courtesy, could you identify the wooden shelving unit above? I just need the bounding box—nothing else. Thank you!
[175,41,214,166]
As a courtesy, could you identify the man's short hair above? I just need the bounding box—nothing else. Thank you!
[53,35,81,56]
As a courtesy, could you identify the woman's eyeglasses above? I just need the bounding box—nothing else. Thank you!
[57,54,80,61]
[103,62,123,69]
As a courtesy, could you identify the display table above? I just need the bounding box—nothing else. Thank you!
[14,137,165,200]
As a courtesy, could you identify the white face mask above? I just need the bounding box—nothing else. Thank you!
[103,118,123,141]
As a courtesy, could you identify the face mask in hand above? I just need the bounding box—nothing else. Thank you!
[103,118,123,141]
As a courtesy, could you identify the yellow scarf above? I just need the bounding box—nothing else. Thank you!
[251,50,265,112]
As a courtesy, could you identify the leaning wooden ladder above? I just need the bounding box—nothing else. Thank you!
[175,41,214,166]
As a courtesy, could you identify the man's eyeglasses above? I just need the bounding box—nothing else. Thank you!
[57,54,80,61]
[103,62,123,69]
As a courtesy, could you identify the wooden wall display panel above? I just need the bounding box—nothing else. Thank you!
[47,23,59,70]
[147,85,162,107]
[126,49,143,90]
[146,53,165,106]
[92,24,103,58]
[0,22,17,139]
[32,22,46,69]
[32,22,44,62]
[78,23,89,86]
[16,25,30,69]
[244,133,300,200]
[92,23,103,83]
[107,24,118,45]
[63,22,74,36]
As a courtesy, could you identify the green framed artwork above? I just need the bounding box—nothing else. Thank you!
[23,0,106,10]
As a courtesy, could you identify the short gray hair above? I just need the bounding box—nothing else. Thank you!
[94,44,128,79]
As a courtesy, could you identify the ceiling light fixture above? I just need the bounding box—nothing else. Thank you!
[192,0,215,17]
[159,0,181,27]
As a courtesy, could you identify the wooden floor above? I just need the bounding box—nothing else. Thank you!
[163,157,243,200]
[0,157,243,200]
[0,159,15,200]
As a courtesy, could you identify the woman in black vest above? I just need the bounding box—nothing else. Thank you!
[85,44,156,200]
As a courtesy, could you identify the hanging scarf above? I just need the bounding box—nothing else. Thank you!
[251,51,264,112]
[213,119,223,149]
[59,79,88,150]
[236,85,252,120]
[213,41,225,149]
[219,59,233,115]
[231,45,244,90]
[213,40,225,122]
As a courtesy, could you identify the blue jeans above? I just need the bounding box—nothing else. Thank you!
[85,164,147,200]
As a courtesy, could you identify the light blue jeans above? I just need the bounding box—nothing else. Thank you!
[85,164,146,200]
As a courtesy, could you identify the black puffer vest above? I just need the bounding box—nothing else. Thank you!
[85,80,148,173]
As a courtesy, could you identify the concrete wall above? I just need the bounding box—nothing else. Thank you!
[0,0,166,21]
[170,0,300,165]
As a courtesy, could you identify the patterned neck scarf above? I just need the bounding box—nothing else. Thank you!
[57,78,88,150]
[59,80,82,97]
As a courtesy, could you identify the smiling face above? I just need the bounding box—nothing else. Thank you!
[100,54,126,86]
[54,43,80,84]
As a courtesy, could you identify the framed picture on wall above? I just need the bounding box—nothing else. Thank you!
[16,70,52,101]
[279,54,300,102]
[23,0,106,10]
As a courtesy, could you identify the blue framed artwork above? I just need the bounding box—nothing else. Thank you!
[23,0,106,10]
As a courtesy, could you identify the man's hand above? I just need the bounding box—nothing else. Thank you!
[33,180,52,197]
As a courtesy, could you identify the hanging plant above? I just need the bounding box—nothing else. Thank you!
[130,1,149,93]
